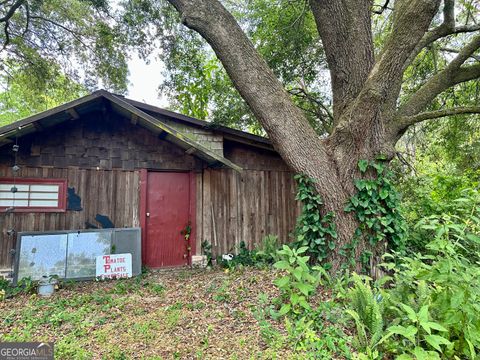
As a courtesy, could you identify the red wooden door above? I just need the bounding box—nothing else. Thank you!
[144,172,191,267]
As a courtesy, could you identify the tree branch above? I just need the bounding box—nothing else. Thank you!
[393,63,480,136]
[3,20,10,49]
[372,0,441,86]
[336,0,441,130]
[166,0,336,179]
[440,47,480,62]
[287,87,333,120]
[21,1,29,37]
[397,106,480,129]
[0,0,25,22]
[309,0,374,122]
[29,16,85,37]
[372,0,392,15]
[398,35,480,119]
[404,0,480,70]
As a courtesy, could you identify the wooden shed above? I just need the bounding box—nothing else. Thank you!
[0,90,299,271]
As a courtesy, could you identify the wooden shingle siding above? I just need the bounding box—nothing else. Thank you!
[0,100,304,268]
[162,119,224,156]
[223,140,289,171]
[0,112,203,171]
[198,169,300,257]
[0,166,140,268]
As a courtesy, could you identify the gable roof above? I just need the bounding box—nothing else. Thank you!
[121,97,273,151]
[0,90,247,172]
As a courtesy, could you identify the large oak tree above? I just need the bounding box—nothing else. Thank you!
[163,0,480,268]
[2,0,479,269]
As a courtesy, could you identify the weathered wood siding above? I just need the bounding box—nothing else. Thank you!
[0,109,301,268]
[196,169,300,256]
[0,166,140,268]
[223,140,289,171]
[0,112,203,171]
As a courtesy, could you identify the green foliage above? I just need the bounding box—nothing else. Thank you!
[345,274,383,357]
[255,234,280,264]
[218,241,256,269]
[267,244,352,358]
[272,245,328,318]
[345,160,407,270]
[383,222,480,358]
[0,64,86,126]
[284,316,351,358]
[201,241,213,266]
[380,304,451,359]
[2,277,37,298]
[1,0,134,96]
[344,205,480,359]
[398,169,480,257]
[153,0,331,133]
[219,237,281,269]
[232,241,257,267]
[293,174,337,267]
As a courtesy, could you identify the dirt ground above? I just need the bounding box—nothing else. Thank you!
[0,268,301,359]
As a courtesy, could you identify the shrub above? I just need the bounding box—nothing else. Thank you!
[345,211,480,359]
[255,234,280,264]
[272,245,328,318]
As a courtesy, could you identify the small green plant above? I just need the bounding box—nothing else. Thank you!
[148,283,165,295]
[181,222,192,241]
[232,241,256,267]
[345,273,384,359]
[293,174,337,267]
[255,234,280,264]
[212,279,231,302]
[273,245,328,317]
[5,277,37,297]
[219,241,261,269]
[285,316,352,358]
[201,241,213,266]
[380,304,451,359]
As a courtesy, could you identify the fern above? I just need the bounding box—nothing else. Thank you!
[347,274,384,351]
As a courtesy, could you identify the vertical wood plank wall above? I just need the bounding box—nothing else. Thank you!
[0,166,140,268]
[198,169,300,256]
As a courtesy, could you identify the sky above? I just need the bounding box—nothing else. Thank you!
[108,0,169,108]
[126,53,169,107]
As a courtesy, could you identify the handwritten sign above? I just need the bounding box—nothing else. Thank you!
[96,253,132,280]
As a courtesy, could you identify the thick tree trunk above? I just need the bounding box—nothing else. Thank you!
[308,137,387,273]
[319,183,360,273]
[166,0,473,274]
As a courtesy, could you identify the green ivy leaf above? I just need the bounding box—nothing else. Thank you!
[358,160,369,173]
[379,188,389,199]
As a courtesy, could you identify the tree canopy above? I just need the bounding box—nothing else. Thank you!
[1,0,479,269]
